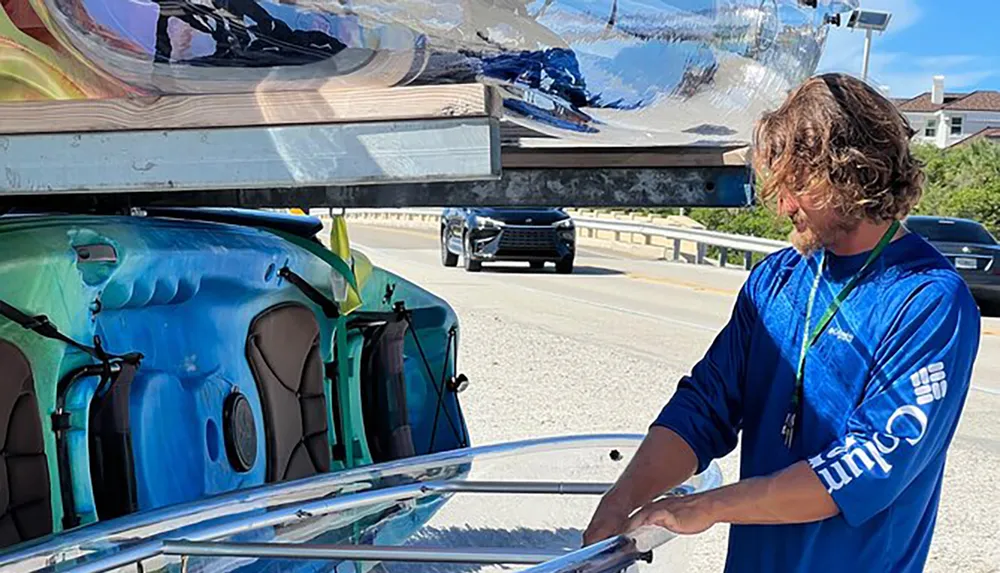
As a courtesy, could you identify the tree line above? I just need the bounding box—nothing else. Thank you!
[662,140,1000,239]
[623,139,1000,265]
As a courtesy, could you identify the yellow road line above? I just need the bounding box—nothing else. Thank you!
[346,223,438,239]
[626,273,739,297]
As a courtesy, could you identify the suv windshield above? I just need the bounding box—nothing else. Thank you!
[905,218,997,245]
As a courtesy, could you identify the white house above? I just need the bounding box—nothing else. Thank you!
[895,76,1000,149]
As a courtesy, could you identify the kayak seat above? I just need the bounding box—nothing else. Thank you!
[359,317,416,463]
[0,340,51,549]
[246,303,330,482]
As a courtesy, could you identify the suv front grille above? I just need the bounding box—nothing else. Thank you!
[499,227,557,250]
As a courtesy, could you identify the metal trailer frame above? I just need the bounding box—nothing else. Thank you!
[0,434,723,573]
[0,85,755,211]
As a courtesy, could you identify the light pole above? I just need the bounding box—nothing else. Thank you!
[861,28,873,81]
[826,9,893,82]
[846,9,893,82]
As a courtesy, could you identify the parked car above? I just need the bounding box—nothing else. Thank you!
[440,207,576,273]
[904,215,1000,310]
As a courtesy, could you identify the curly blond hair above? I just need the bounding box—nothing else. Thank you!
[752,73,925,223]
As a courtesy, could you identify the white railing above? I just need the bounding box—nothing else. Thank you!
[324,208,790,271]
[570,216,788,269]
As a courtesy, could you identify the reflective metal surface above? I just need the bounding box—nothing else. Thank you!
[0,434,641,570]
[519,535,630,573]
[31,0,858,144]
[424,480,614,495]
[0,434,723,573]
[161,540,564,564]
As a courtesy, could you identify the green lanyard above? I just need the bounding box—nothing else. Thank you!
[781,219,901,448]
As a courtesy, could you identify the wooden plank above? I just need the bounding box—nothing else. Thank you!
[0,84,499,135]
[500,144,751,169]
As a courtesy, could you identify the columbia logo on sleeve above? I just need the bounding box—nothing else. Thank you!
[911,362,947,405]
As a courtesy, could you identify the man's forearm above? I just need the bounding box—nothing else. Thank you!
[584,426,700,544]
[605,425,699,510]
[701,461,840,526]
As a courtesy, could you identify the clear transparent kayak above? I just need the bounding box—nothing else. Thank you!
[0,434,723,573]
[11,0,858,144]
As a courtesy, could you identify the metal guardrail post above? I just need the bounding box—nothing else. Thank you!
[744,251,753,271]
[719,247,729,269]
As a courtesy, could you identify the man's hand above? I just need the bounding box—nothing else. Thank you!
[581,427,699,546]
[625,494,717,535]
[582,493,632,546]
[629,461,840,533]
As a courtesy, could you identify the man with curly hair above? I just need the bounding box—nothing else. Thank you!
[583,73,982,572]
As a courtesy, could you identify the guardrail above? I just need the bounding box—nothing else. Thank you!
[330,208,789,271]
[570,216,788,269]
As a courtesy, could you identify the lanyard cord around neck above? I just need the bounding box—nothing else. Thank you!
[780,219,901,448]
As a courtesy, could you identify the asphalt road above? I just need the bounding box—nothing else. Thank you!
[342,223,1000,573]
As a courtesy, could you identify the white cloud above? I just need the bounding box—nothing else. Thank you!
[839,49,997,97]
[820,48,997,97]
[915,55,979,69]
[869,69,998,99]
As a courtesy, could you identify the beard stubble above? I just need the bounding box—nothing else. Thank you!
[789,211,859,257]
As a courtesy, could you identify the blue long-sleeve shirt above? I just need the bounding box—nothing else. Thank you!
[654,231,981,572]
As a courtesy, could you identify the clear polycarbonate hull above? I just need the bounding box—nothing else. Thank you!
[28,0,858,145]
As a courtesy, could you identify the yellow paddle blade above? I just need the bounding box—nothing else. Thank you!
[328,214,352,262]
[328,214,363,314]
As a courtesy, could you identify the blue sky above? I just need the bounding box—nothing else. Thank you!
[816,0,1000,98]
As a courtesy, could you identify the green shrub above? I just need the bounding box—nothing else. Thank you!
[912,140,1000,236]
[684,206,791,266]
[609,140,1000,255]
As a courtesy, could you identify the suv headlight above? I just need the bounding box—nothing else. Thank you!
[474,216,505,229]
[553,218,575,229]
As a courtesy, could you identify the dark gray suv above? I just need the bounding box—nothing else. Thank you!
[440,207,576,273]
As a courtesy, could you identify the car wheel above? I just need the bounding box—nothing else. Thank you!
[463,233,482,272]
[530,261,545,270]
[441,228,458,267]
[555,256,574,274]
[978,298,1000,317]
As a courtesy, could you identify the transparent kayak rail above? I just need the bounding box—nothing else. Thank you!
[162,540,565,565]
[54,516,654,573]
[159,534,649,573]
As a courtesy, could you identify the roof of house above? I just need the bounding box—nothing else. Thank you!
[897,90,1000,113]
